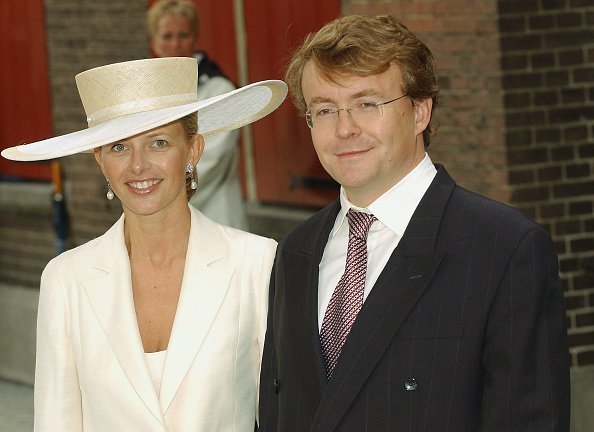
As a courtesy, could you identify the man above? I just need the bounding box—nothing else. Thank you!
[259,15,569,432]
[147,0,249,230]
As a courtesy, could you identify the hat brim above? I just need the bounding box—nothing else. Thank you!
[1,80,287,162]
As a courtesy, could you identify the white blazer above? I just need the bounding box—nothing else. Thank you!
[34,206,276,431]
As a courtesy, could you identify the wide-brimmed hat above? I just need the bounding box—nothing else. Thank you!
[1,57,287,161]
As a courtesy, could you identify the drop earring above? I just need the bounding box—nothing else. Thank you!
[187,163,197,190]
[106,181,114,200]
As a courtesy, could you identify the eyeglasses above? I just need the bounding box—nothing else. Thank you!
[305,94,409,129]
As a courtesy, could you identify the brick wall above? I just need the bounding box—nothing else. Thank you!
[343,0,510,201]
[0,195,54,289]
[45,0,150,246]
[0,0,147,286]
[498,0,594,367]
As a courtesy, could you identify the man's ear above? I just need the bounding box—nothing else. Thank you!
[413,97,433,138]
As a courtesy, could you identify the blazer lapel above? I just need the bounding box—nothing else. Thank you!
[81,215,165,427]
[312,165,456,432]
[283,202,341,407]
[159,208,233,414]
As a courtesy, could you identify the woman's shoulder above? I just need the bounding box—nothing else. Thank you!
[218,223,278,253]
[191,206,277,250]
[43,216,124,275]
[44,235,101,270]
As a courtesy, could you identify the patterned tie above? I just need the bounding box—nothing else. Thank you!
[320,209,377,378]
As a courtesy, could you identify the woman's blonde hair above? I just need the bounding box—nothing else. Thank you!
[285,15,440,147]
[147,0,199,39]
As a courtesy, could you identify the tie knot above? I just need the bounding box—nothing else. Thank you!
[347,209,376,240]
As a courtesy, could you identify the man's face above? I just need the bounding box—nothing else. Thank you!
[301,61,431,207]
[151,14,196,58]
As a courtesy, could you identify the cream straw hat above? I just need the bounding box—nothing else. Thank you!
[1,57,287,161]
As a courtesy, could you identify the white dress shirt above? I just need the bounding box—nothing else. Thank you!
[318,154,437,328]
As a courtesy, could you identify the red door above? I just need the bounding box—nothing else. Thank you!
[244,0,340,207]
[147,0,340,207]
[0,0,52,181]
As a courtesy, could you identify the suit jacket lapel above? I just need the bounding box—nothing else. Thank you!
[81,215,164,427]
[159,207,233,413]
[312,165,455,432]
[283,201,341,406]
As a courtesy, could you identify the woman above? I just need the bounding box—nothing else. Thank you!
[147,0,249,230]
[2,57,286,431]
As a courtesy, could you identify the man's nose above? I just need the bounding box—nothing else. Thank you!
[335,109,360,139]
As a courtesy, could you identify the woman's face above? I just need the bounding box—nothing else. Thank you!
[94,120,203,217]
[151,14,196,58]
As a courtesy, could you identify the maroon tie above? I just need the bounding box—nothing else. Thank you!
[320,209,377,378]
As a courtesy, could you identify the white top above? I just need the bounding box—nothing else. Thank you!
[190,55,248,230]
[318,154,437,328]
[145,350,167,397]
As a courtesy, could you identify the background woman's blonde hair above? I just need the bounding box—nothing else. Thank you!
[147,0,199,39]
[285,15,440,147]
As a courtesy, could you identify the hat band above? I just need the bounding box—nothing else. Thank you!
[86,93,198,127]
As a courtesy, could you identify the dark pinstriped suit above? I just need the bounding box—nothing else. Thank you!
[259,165,570,432]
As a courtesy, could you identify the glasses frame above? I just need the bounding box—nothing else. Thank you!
[305,93,409,129]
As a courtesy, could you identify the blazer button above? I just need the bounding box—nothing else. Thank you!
[404,378,417,391]
[273,378,280,394]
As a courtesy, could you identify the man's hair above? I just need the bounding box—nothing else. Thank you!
[285,15,440,147]
[147,0,199,39]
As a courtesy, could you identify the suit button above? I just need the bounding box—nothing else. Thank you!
[404,378,417,391]
[273,378,280,394]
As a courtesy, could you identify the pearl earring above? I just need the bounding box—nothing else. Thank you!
[106,181,114,200]
[187,163,197,190]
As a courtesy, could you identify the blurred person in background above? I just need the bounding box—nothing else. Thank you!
[148,0,248,230]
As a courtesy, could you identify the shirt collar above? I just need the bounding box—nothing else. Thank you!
[331,153,437,237]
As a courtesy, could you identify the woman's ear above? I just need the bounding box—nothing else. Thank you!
[413,97,433,138]
[93,147,106,175]
[190,134,205,166]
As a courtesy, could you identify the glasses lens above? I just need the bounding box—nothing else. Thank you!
[307,97,401,129]
[352,103,382,124]
[305,112,314,128]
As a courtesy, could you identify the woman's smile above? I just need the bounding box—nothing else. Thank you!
[126,178,162,194]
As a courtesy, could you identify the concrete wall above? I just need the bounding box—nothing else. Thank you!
[0,285,37,384]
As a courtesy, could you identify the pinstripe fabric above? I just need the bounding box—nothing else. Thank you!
[259,165,570,432]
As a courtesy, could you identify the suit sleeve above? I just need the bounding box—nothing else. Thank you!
[480,227,570,431]
[34,258,83,431]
